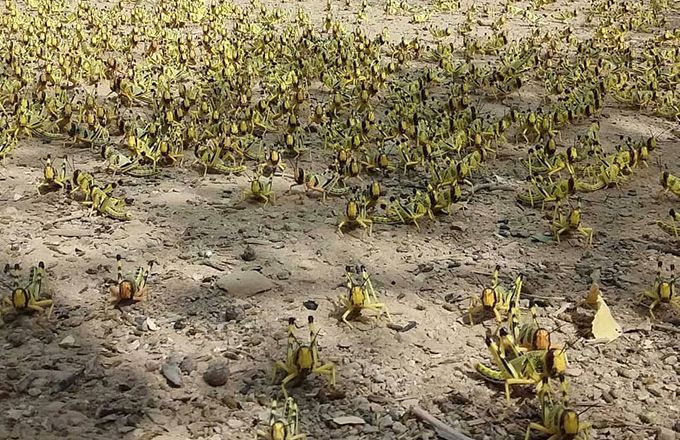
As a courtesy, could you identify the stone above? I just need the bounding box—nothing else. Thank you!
[362,424,379,434]
[6,331,24,347]
[378,415,393,429]
[283,222,300,232]
[27,388,41,397]
[145,318,159,331]
[216,271,275,298]
[59,335,78,348]
[203,361,229,387]
[391,421,408,434]
[224,303,245,322]
[241,245,256,261]
[161,363,183,388]
[227,419,244,429]
[640,411,657,424]
[145,361,160,372]
[617,367,639,380]
[180,356,196,374]
[332,416,366,426]
[657,427,676,440]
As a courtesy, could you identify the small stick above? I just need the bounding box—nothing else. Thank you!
[50,212,84,225]
[652,322,680,333]
[467,183,516,195]
[199,259,229,272]
[645,243,680,257]
[410,406,474,440]
[523,293,565,302]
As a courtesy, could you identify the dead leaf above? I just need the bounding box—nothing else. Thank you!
[531,234,553,243]
[145,317,159,331]
[591,295,622,343]
[585,282,600,309]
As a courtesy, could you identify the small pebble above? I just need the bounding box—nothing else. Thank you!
[391,421,408,434]
[145,361,160,372]
[283,222,300,232]
[59,335,77,348]
[657,427,676,440]
[602,390,615,404]
[180,356,196,374]
[241,245,256,261]
[362,425,378,434]
[378,415,393,429]
[226,419,244,429]
[617,367,640,380]
[6,332,24,347]
[640,411,657,424]
[647,384,664,397]
[224,303,245,322]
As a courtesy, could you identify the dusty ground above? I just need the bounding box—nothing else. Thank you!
[1,0,680,439]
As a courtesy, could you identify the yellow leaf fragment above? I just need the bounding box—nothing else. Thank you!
[591,290,622,343]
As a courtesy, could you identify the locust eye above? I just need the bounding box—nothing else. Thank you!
[116,254,122,261]
[288,317,296,325]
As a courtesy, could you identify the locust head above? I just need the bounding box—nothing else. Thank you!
[11,287,29,309]
[349,285,365,307]
[546,347,568,377]
[481,287,497,309]
[270,421,287,440]
[533,328,552,351]
[560,409,580,438]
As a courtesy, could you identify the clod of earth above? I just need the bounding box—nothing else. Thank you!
[203,361,230,387]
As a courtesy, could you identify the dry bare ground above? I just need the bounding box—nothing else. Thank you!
[1,0,679,439]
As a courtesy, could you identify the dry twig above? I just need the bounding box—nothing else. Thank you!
[410,406,474,440]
